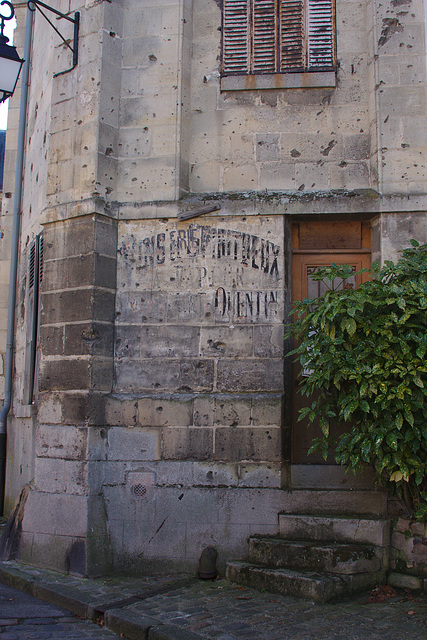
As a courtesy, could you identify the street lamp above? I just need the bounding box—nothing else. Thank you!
[0,1,24,103]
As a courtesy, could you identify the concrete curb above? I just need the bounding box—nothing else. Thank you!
[0,562,206,640]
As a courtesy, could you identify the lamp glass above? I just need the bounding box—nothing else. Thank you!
[0,54,22,93]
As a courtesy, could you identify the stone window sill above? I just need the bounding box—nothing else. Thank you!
[220,72,336,91]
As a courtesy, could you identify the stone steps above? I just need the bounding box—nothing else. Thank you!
[226,561,387,603]
[226,512,390,602]
[279,514,391,546]
[249,537,385,575]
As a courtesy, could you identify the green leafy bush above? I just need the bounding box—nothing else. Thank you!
[286,241,427,521]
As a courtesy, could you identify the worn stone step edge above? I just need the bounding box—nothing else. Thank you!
[278,514,391,546]
[0,563,98,619]
[248,537,386,574]
[0,562,205,640]
[105,608,205,640]
[281,490,388,516]
[226,561,387,603]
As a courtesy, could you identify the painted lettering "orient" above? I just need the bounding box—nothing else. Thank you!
[215,288,279,319]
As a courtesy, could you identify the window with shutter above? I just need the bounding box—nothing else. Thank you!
[221,0,336,89]
[25,232,43,404]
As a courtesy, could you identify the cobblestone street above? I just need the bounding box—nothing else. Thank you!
[115,580,427,640]
[0,561,426,640]
[0,583,120,640]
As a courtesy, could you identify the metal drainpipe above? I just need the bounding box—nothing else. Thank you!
[0,6,33,515]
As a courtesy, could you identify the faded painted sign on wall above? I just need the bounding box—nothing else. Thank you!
[115,216,285,394]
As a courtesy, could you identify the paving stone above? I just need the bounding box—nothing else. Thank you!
[0,561,427,640]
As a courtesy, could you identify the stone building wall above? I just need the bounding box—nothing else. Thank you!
[389,519,427,590]
[0,0,426,575]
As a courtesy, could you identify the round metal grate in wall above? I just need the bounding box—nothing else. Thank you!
[132,484,147,498]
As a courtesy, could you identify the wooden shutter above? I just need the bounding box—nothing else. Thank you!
[223,0,250,74]
[307,0,335,69]
[252,0,277,73]
[279,0,304,72]
[25,232,43,404]
[222,0,335,76]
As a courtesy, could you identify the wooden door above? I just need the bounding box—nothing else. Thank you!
[291,221,371,464]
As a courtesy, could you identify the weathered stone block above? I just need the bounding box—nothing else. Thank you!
[223,165,258,191]
[115,359,181,392]
[91,358,114,392]
[162,427,213,460]
[21,491,88,537]
[343,134,370,160]
[22,532,75,574]
[35,458,88,495]
[200,326,253,357]
[42,254,116,291]
[215,427,281,462]
[251,394,284,426]
[130,461,194,487]
[217,360,283,393]
[138,326,200,358]
[38,392,63,425]
[193,397,215,426]
[105,396,138,427]
[379,86,426,118]
[215,396,251,427]
[295,162,330,191]
[329,161,370,190]
[39,359,91,392]
[238,463,282,488]
[107,426,161,461]
[41,290,94,325]
[256,134,280,162]
[388,572,424,591]
[259,162,296,190]
[64,322,114,357]
[166,293,208,323]
[42,218,94,260]
[119,126,152,158]
[253,325,284,357]
[121,509,187,564]
[115,291,167,325]
[179,360,214,392]
[189,162,221,193]
[86,430,109,463]
[192,462,239,487]
[101,460,129,486]
[115,325,143,360]
[36,424,88,460]
[138,397,193,427]
[40,326,64,356]
[61,392,106,426]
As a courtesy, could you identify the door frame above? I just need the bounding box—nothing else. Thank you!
[290,219,372,465]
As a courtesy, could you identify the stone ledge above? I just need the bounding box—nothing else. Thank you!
[220,72,337,91]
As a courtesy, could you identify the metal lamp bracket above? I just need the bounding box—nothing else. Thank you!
[0,1,15,41]
[27,0,79,77]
